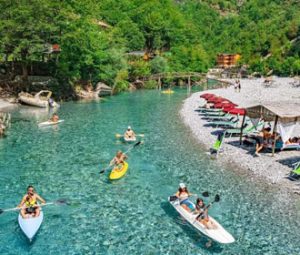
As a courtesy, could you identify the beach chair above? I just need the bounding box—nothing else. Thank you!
[287,162,300,181]
[195,107,222,113]
[205,117,240,128]
[210,132,225,158]
[206,113,233,121]
[199,111,227,119]
[224,120,264,138]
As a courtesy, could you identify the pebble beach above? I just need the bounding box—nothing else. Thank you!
[180,77,300,193]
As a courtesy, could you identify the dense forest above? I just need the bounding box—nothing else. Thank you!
[0,0,299,96]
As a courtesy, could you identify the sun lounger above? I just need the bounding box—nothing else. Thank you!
[200,111,226,117]
[206,113,233,121]
[265,142,300,151]
[287,162,300,181]
[205,117,239,128]
[224,121,264,138]
[195,107,222,113]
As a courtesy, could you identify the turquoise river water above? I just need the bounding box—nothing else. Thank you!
[0,89,300,255]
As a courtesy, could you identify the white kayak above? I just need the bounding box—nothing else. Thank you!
[168,197,235,244]
[38,119,64,127]
[124,136,137,142]
[18,211,44,242]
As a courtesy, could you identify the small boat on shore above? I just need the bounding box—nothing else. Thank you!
[109,162,129,180]
[168,196,235,244]
[18,90,59,108]
[18,211,44,242]
[38,119,64,127]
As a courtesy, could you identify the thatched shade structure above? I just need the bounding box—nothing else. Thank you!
[240,102,300,155]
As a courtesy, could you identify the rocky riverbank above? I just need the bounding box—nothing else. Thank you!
[180,77,300,193]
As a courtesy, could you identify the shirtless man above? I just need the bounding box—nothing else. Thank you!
[124,126,136,140]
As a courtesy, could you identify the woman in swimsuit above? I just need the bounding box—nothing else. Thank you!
[175,183,194,212]
[18,186,46,219]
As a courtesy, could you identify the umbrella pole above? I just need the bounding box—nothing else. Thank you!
[271,116,279,156]
[239,114,246,145]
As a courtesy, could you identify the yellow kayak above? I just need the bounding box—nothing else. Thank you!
[109,162,129,180]
[161,90,174,94]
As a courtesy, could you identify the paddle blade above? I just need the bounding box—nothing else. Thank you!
[169,196,178,202]
[0,209,3,214]
[55,199,68,205]
[202,191,209,197]
[138,134,145,137]
[134,141,142,147]
[215,194,220,202]
[115,134,122,138]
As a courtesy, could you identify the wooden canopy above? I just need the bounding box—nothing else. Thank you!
[240,102,300,155]
[245,102,300,122]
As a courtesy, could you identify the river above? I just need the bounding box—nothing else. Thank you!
[0,89,300,254]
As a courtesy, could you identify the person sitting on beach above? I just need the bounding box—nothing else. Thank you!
[18,185,46,219]
[110,151,127,170]
[286,137,300,145]
[124,126,136,140]
[254,127,272,156]
[50,113,59,123]
[175,183,194,212]
[195,198,216,229]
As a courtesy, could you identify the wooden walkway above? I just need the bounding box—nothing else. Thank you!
[143,72,205,92]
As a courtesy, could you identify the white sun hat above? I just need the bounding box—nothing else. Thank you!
[179,183,186,189]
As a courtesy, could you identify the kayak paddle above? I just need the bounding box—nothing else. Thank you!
[99,141,142,174]
[0,199,69,215]
[115,133,144,138]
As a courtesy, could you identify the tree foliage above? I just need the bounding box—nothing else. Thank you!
[0,0,299,94]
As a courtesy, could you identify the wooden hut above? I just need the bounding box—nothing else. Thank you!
[217,54,241,68]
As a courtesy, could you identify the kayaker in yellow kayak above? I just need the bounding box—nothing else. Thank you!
[124,126,136,140]
[195,198,217,229]
[110,151,127,171]
[175,183,195,212]
[18,186,46,219]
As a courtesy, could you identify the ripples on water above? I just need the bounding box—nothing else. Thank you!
[0,90,300,254]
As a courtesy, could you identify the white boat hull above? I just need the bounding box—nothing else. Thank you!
[124,136,137,142]
[18,211,43,241]
[38,120,64,127]
[169,197,235,244]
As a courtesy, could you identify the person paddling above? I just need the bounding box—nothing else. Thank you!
[195,198,216,229]
[124,126,136,140]
[110,151,127,171]
[18,186,46,219]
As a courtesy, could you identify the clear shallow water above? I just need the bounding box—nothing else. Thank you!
[0,89,300,255]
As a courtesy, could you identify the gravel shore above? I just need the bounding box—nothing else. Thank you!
[180,77,300,193]
[0,99,15,111]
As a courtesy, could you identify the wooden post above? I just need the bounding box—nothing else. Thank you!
[158,77,161,90]
[239,113,246,145]
[271,115,279,156]
[188,75,191,94]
